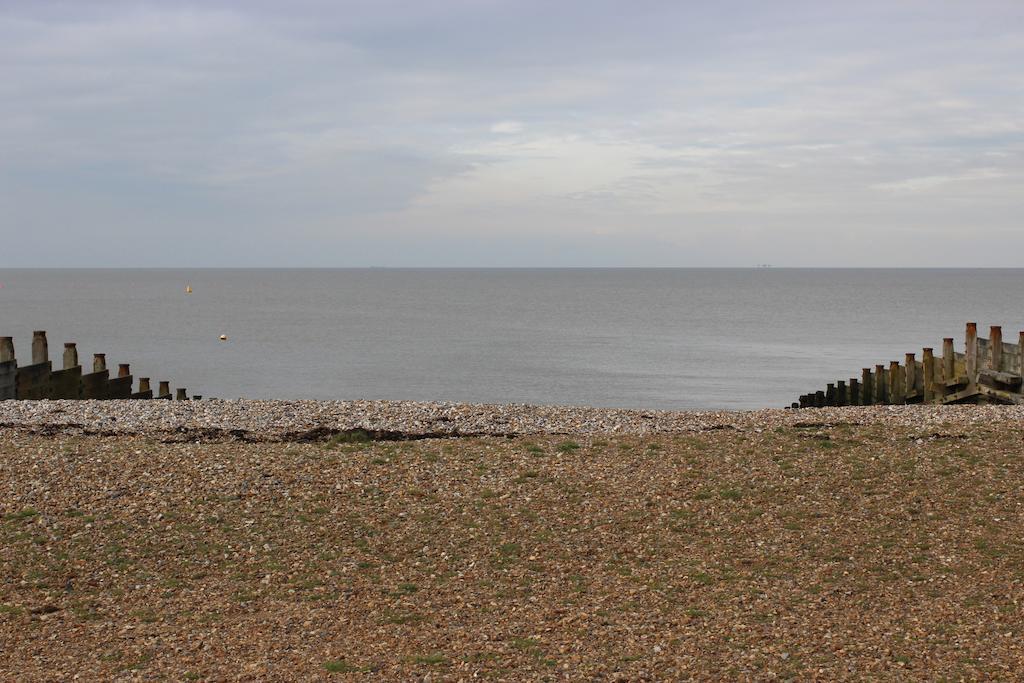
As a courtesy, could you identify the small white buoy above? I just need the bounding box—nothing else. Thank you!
[219,334,228,341]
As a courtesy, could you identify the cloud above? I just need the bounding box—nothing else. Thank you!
[873,169,1010,195]
[490,120,524,134]
[1,0,1023,266]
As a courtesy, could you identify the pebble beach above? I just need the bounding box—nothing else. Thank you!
[1,399,1021,441]
[2,401,1024,680]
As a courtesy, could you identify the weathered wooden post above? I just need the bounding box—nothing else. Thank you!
[849,378,860,406]
[175,388,188,401]
[814,390,825,407]
[965,322,978,382]
[922,348,936,403]
[93,354,106,373]
[942,337,955,384]
[0,337,15,400]
[875,364,887,404]
[889,361,904,405]
[62,343,78,370]
[861,368,873,405]
[31,330,48,365]
[158,381,172,399]
[905,353,917,400]
[989,325,1003,370]
[836,380,848,406]
[826,383,836,406]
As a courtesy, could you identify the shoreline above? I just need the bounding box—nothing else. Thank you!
[1,399,1022,441]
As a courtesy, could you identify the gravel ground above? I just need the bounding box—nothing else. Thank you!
[2,402,1024,680]
[1,399,1023,441]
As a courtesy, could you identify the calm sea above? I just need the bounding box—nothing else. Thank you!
[1,269,1023,410]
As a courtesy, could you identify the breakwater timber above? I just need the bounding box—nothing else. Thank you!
[797,322,1024,407]
[0,331,197,401]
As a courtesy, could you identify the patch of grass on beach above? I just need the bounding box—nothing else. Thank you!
[556,441,581,453]
[719,488,743,501]
[323,659,361,673]
[4,508,39,522]
[324,429,373,448]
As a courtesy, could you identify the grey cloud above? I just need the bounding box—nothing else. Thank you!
[1,1,1022,266]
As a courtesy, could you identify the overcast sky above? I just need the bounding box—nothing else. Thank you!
[1,0,1022,266]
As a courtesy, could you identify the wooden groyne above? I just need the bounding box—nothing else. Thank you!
[795,322,1024,407]
[0,331,198,400]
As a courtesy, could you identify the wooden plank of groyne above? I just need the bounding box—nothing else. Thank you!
[977,384,1024,405]
[0,337,15,400]
[875,364,887,404]
[861,368,873,406]
[825,383,836,406]
[107,363,133,399]
[1019,331,1024,377]
[81,354,110,399]
[836,380,847,406]
[16,332,53,399]
[978,369,1022,387]
[940,387,982,404]
[17,362,52,399]
[131,377,153,400]
[849,378,860,406]
[815,390,825,407]
[49,341,82,399]
[1000,341,1018,373]
[0,361,15,400]
[49,367,82,399]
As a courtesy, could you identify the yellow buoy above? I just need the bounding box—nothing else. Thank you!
[185,285,193,294]
[219,334,228,341]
